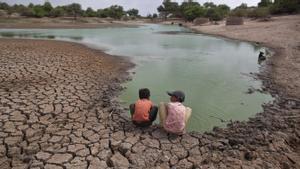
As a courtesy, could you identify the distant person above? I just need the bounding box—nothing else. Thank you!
[130,88,158,127]
[258,51,266,64]
[159,90,192,135]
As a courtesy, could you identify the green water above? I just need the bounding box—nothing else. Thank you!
[0,24,273,132]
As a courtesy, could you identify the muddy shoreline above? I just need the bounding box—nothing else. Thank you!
[0,15,299,168]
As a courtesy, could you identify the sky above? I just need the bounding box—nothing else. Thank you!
[2,0,261,16]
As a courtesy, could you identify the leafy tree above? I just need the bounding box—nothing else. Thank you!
[270,0,300,14]
[96,9,108,18]
[105,5,124,19]
[33,5,47,18]
[180,0,203,21]
[203,2,217,9]
[85,7,97,17]
[43,1,53,15]
[236,3,248,9]
[258,0,273,7]
[217,4,230,16]
[182,5,205,21]
[152,13,158,18]
[231,3,249,17]
[28,3,34,9]
[0,2,9,10]
[66,3,82,20]
[127,8,139,17]
[146,14,152,19]
[20,6,34,17]
[230,8,248,17]
[157,0,180,19]
[205,8,223,21]
[49,6,65,17]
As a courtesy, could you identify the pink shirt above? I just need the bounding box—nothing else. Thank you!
[164,102,186,134]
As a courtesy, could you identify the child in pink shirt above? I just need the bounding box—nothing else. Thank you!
[159,90,192,135]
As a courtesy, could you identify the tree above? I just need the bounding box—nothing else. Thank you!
[258,0,273,7]
[157,0,180,19]
[85,7,96,17]
[146,14,152,19]
[217,4,230,16]
[182,5,205,21]
[105,5,124,19]
[33,5,47,18]
[49,6,65,17]
[127,8,139,17]
[270,0,300,14]
[205,8,223,21]
[28,3,34,8]
[152,13,158,18]
[43,1,53,15]
[204,2,217,9]
[0,2,9,10]
[20,6,34,17]
[96,9,108,18]
[235,3,248,9]
[231,3,249,17]
[67,3,82,20]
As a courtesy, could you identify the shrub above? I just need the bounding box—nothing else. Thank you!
[33,5,46,18]
[182,5,205,21]
[270,0,300,14]
[248,7,270,18]
[49,7,65,17]
[230,8,248,17]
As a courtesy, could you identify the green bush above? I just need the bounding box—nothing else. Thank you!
[270,0,300,14]
[205,8,223,21]
[49,7,65,17]
[33,5,47,18]
[230,8,248,17]
[85,7,97,17]
[182,5,205,21]
[248,7,270,18]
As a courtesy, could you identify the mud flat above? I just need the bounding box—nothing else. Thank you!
[0,13,300,168]
[0,38,133,169]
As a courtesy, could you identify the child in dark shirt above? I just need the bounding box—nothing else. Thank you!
[130,88,158,127]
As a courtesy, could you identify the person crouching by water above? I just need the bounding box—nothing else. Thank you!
[130,88,158,127]
[159,90,192,135]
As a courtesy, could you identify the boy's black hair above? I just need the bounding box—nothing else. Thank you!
[139,88,150,99]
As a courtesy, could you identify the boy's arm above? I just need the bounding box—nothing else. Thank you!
[129,104,135,117]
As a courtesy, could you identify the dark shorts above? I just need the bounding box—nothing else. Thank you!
[130,104,158,127]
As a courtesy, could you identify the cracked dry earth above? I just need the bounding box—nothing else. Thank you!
[0,38,299,169]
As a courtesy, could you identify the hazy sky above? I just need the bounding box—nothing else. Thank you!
[2,0,261,16]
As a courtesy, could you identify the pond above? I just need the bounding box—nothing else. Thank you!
[0,24,273,132]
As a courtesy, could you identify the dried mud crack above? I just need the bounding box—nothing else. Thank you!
[0,38,299,169]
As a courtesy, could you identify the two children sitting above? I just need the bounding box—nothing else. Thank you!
[130,88,192,135]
